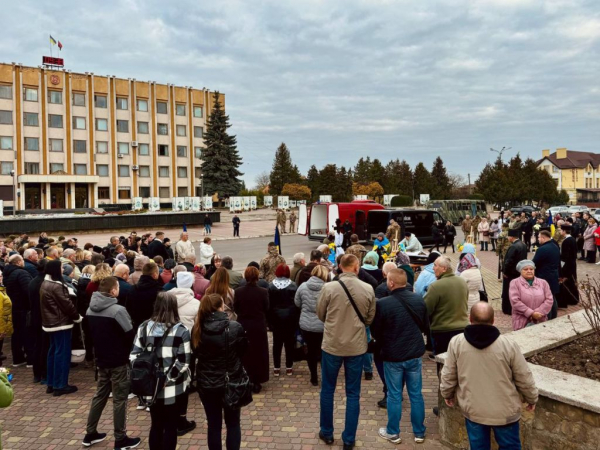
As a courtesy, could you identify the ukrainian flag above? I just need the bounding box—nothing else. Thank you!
[274,226,282,255]
[548,212,555,236]
[49,35,57,45]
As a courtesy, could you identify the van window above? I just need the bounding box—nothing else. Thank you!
[403,211,434,226]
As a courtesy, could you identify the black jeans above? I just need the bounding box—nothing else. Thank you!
[233,226,239,237]
[11,310,34,365]
[443,237,455,253]
[149,397,183,450]
[86,365,129,441]
[301,330,323,382]
[32,328,49,380]
[272,327,296,369]
[200,389,241,450]
[432,329,465,376]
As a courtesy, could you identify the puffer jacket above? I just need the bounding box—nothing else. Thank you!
[3,264,33,311]
[459,268,483,312]
[128,256,149,285]
[194,311,247,391]
[294,276,325,333]
[171,287,200,330]
[192,272,210,300]
[40,276,82,332]
[0,287,13,337]
[268,279,299,330]
[199,243,214,266]
[414,263,437,296]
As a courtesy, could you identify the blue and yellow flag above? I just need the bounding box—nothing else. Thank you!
[49,35,57,45]
[274,226,282,255]
[548,212,555,236]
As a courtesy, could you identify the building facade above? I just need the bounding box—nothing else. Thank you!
[0,62,222,211]
[537,148,600,205]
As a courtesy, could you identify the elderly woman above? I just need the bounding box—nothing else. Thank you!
[508,260,554,331]
[192,264,210,299]
[478,217,490,251]
[454,243,481,274]
[583,217,598,263]
[362,251,383,283]
[456,253,483,312]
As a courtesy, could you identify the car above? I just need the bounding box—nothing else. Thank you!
[568,205,589,214]
[510,205,540,216]
[548,205,569,216]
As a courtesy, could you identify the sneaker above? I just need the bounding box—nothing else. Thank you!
[53,385,78,396]
[12,361,26,368]
[128,393,136,400]
[364,372,373,380]
[286,368,293,376]
[378,427,401,444]
[415,436,425,443]
[82,432,107,447]
[145,407,150,412]
[114,436,141,449]
[273,368,280,377]
[109,392,113,398]
[46,386,54,394]
[596,261,600,265]
[177,420,196,437]
[26,365,33,369]
[136,399,146,410]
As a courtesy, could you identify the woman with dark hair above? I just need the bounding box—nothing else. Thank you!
[205,254,222,280]
[234,266,269,393]
[40,260,82,396]
[128,236,142,254]
[130,292,192,450]
[193,293,247,450]
[205,268,235,320]
[101,247,116,267]
[268,264,299,376]
[431,221,443,252]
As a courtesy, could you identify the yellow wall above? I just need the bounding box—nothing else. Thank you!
[95,76,108,93]
[155,84,168,100]
[0,65,12,83]
[561,169,584,189]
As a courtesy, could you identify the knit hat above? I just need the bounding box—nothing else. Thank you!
[516,260,535,272]
[164,259,176,270]
[177,272,194,289]
[508,229,521,237]
[62,264,74,276]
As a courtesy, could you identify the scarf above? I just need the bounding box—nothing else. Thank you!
[457,253,477,274]
[395,251,410,266]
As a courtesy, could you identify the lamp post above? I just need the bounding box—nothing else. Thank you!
[10,169,15,216]
[200,173,204,210]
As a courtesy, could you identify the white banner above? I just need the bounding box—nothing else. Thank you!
[172,197,185,212]
[319,195,332,203]
[290,200,297,208]
[264,196,273,207]
[229,196,242,212]
[132,197,143,211]
[149,197,160,212]
[419,194,430,204]
[203,196,213,210]
[0,200,3,217]
[297,200,307,205]
[243,196,250,211]
[354,195,368,201]
[184,197,191,210]
[191,197,201,211]
[250,196,257,210]
[278,196,290,209]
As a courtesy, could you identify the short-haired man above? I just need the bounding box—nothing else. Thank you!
[317,254,376,450]
[126,262,162,329]
[175,232,195,264]
[113,264,133,306]
[440,302,538,449]
[296,250,323,287]
[232,214,241,237]
[259,242,287,283]
[290,252,305,283]
[221,256,244,289]
[532,229,560,320]
[372,269,429,444]
[45,246,59,261]
[502,228,528,315]
[147,231,169,260]
[61,248,81,281]
[23,248,39,278]
[345,234,367,265]
[83,277,141,449]
[288,210,297,233]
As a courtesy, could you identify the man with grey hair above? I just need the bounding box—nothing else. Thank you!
[23,247,39,278]
[45,246,59,261]
[222,256,244,289]
[61,248,81,281]
[175,232,195,264]
[291,252,305,284]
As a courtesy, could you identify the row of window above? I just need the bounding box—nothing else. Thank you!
[0,111,204,137]
[0,135,203,158]
[0,85,204,117]
[99,186,193,201]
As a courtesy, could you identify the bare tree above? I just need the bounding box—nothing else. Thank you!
[579,276,600,343]
[254,171,270,191]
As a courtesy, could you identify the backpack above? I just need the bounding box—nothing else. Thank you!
[130,321,174,406]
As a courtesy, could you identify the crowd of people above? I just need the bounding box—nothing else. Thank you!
[0,204,589,449]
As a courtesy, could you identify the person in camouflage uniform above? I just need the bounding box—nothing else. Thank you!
[259,242,287,283]
[280,209,287,234]
[471,215,482,244]
[288,211,297,233]
[553,221,566,248]
[385,219,401,241]
[461,215,473,239]
[346,234,368,265]
[495,222,511,273]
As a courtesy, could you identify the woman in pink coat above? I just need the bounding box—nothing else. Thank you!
[192,263,210,300]
[583,217,598,264]
[509,259,554,331]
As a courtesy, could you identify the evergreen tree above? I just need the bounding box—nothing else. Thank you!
[413,162,432,199]
[353,157,372,184]
[430,157,452,199]
[337,167,353,202]
[269,143,302,195]
[370,158,385,186]
[306,165,320,201]
[201,92,243,198]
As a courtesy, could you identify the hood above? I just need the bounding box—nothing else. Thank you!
[423,263,435,274]
[464,324,500,349]
[170,287,196,306]
[203,311,229,334]
[306,276,325,291]
[273,277,292,289]
[134,256,150,271]
[89,291,118,312]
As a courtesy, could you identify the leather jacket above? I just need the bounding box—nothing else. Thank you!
[40,276,82,332]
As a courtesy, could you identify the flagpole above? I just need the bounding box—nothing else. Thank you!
[49,34,52,58]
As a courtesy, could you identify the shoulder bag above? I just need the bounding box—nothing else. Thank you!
[222,326,253,410]
[479,274,488,302]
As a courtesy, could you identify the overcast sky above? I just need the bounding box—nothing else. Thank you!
[3,0,600,187]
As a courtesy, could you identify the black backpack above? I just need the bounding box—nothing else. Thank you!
[130,321,174,406]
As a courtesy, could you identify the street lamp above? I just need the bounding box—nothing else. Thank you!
[200,173,204,210]
[9,169,15,216]
[490,146,512,161]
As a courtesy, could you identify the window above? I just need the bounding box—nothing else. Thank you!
[50,163,64,173]
[177,167,187,178]
[73,116,86,129]
[74,140,86,153]
[553,166,559,173]
[138,143,149,155]
[139,186,151,197]
[159,186,170,198]
[118,188,131,200]
[23,87,38,102]
[159,166,170,177]
[74,164,87,175]
[0,111,12,125]
[94,95,107,108]
[176,104,186,116]
[96,141,108,153]
[97,164,109,177]
[137,99,148,112]
[118,165,130,177]
[139,166,150,177]
[158,144,168,156]
[157,101,168,114]
[116,97,128,110]
[0,162,14,175]
[25,163,39,174]
[48,114,63,128]
[0,86,11,99]
[137,121,149,134]
[157,123,168,135]
[72,92,85,106]
[25,137,39,151]
[194,147,202,159]
[178,187,188,197]
[194,126,203,138]
[177,146,187,157]
[0,137,13,150]
[96,118,108,131]
[98,187,110,199]
[176,125,186,137]
[23,112,37,126]
[118,142,129,155]
[48,90,62,104]
[195,167,202,178]
[116,120,129,133]
[193,106,203,118]
[49,139,63,152]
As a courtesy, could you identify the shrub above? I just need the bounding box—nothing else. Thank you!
[390,195,413,207]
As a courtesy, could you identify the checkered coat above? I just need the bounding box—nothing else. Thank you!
[130,320,191,405]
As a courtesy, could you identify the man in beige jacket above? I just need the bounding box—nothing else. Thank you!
[440,302,538,449]
[317,254,376,450]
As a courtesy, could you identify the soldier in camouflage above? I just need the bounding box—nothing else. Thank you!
[259,242,287,283]
[461,215,473,238]
[346,234,368,265]
[385,219,401,241]
[471,215,482,244]
[495,222,511,279]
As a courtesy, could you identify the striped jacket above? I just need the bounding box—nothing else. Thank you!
[130,320,191,405]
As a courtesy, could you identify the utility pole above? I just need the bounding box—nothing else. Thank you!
[468,173,471,195]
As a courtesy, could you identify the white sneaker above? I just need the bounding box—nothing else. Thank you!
[378,427,401,444]
[109,392,113,398]
[128,393,136,400]
[145,407,150,412]
[415,436,425,443]
[596,261,600,265]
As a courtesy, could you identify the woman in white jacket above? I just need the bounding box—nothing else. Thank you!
[170,272,200,330]
[457,253,483,313]
[199,237,215,268]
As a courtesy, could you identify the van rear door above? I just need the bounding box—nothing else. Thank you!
[298,204,308,235]
[328,204,339,234]
[355,210,366,240]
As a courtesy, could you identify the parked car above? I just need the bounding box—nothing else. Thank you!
[510,205,540,216]
[568,205,589,214]
[548,205,569,217]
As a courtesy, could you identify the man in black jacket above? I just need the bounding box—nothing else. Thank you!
[147,232,169,260]
[521,213,535,252]
[371,269,429,444]
[4,254,33,366]
[28,259,48,382]
[501,229,528,315]
[558,224,579,308]
[113,264,133,306]
[83,277,141,449]
[126,262,163,329]
[296,250,323,287]
[532,230,560,319]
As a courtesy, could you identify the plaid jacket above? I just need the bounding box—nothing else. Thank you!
[130,320,191,405]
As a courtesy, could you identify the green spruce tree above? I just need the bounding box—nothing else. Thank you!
[430,157,452,199]
[269,143,302,195]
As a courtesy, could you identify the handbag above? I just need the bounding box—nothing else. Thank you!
[479,275,488,302]
[222,327,253,410]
